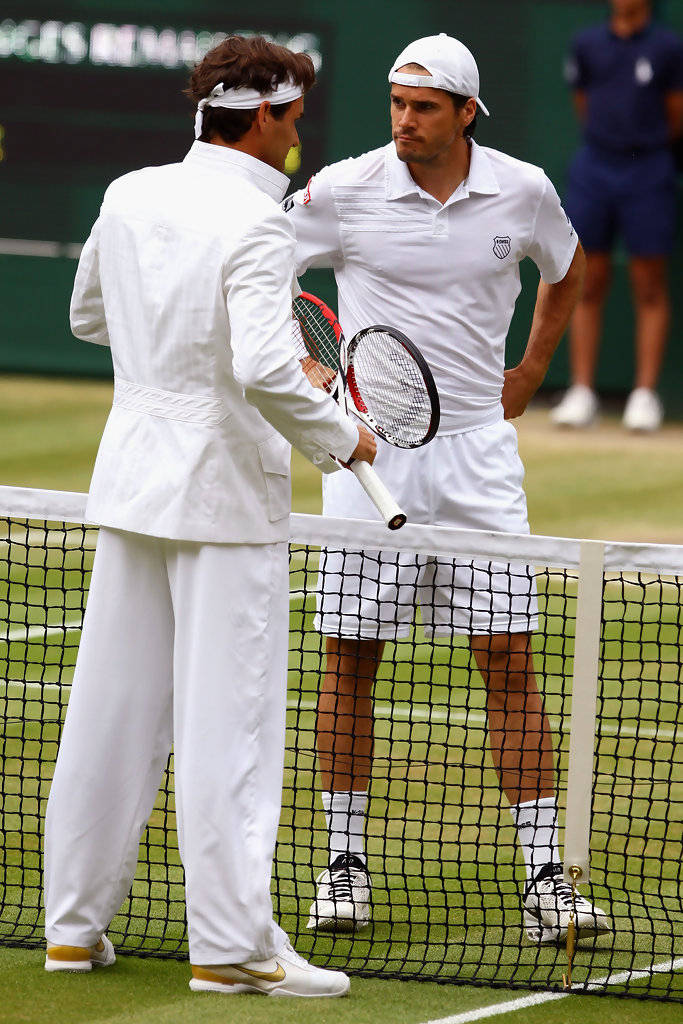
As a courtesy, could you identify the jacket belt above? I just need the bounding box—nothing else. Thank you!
[113,379,228,425]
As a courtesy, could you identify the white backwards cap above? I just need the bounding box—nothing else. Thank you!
[194,76,304,138]
[388,33,490,117]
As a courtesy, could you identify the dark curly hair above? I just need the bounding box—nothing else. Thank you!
[186,35,316,144]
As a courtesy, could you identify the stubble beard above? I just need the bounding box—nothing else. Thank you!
[394,132,461,166]
[393,135,435,165]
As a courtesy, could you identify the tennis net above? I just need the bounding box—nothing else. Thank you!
[1,485,681,1001]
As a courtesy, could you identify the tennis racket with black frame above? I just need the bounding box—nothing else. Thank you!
[292,291,440,530]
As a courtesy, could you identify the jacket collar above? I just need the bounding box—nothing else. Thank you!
[385,139,500,204]
[183,141,290,202]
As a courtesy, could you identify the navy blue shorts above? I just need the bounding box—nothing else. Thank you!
[565,144,677,256]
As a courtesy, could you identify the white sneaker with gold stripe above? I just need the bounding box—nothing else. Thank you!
[45,934,116,972]
[189,940,350,997]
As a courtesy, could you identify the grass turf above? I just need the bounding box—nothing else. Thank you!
[1,536,681,1000]
[1,375,682,1020]
[2,374,683,542]
[3,947,683,1024]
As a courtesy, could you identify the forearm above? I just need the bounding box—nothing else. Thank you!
[502,244,585,419]
[665,91,683,141]
[572,91,587,124]
[227,215,354,467]
[521,244,585,387]
[243,356,358,466]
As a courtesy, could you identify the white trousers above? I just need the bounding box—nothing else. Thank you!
[44,527,289,965]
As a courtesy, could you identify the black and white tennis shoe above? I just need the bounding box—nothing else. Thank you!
[306,853,371,932]
[523,862,611,944]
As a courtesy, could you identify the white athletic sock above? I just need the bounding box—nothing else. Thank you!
[510,796,560,884]
[321,790,368,864]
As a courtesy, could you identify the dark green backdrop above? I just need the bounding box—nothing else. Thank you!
[1,1,681,407]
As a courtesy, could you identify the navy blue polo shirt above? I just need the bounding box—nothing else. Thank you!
[565,20,683,152]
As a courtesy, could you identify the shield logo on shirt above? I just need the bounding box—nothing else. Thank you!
[493,235,511,260]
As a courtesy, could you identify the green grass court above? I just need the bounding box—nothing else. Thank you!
[2,375,683,542]
[1,376,682,1023]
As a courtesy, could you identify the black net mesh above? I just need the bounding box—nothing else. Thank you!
[0,506,681,1002]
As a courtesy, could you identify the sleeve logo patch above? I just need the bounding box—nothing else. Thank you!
[493,235,511,260]
[282,196,295,213]
[303,177,313,205]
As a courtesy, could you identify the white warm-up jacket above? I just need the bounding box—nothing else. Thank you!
[71,141,358,543]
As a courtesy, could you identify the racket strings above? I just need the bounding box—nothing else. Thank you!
[351,330,433,444]
[292,297,341,392]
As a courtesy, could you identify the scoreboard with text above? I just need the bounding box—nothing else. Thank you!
[0,11,329,246]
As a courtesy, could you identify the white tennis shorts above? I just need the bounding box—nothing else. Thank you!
[315,419,539,638]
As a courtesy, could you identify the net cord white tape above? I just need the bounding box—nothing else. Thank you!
[2,485,683,574]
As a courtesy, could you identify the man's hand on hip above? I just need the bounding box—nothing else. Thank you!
[502,363,545,420]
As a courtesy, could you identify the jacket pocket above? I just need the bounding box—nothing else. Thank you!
[257,434,291,522]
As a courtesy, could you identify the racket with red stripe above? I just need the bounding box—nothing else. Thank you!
[292,291,440,530]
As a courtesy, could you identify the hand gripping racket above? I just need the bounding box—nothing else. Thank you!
[292,291,440,530]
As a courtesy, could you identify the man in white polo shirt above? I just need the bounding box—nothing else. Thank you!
[287,33,611,945]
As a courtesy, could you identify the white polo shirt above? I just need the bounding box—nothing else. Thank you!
[287,141,577,434]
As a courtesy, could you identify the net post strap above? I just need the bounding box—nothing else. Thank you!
[563,539,605,885]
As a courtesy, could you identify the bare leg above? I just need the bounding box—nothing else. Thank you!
[470,632,555,805]
[629,256,670,391]
[317,636,384,793]
[568,252,612,387]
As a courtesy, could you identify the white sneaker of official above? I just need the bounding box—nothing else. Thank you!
[622,388,663,432]
[523,864,611,944]
[189,940,350,997]
[550,384,599,428]
[307,854,372,932]
[45,933,116,972]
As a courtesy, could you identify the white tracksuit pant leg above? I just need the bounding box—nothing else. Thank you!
[45,529,290,964]
[44,528,174,947]
[167,539,289,965]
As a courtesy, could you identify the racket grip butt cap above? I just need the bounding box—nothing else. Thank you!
[349,460,406,531]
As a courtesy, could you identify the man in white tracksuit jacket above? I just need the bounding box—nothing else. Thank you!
[43,34,374,998]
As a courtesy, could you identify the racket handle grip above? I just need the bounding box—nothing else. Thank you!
[350,460,407,530]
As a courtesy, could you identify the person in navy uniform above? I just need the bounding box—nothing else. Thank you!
[552,0,683,431]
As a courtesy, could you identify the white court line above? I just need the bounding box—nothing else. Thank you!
[289,700,680,744]
[1,620,83,643]
[1,609,680,743]
[0,675,679,743]
[418,956,683,1024]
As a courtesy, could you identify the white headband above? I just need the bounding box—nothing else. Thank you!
[194,78,304,138]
